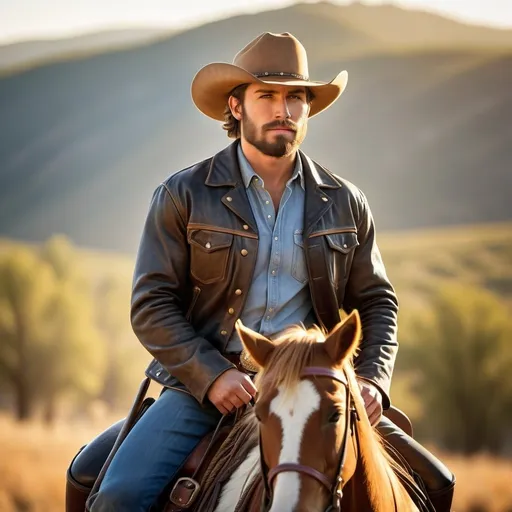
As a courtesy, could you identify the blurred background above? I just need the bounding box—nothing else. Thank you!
[0,0,511,510]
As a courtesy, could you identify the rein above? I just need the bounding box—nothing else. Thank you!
[260,366,358,512]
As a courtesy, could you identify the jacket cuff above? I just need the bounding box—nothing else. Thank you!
[187,353,237,405]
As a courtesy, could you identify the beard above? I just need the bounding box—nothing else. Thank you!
[241,114,307,158]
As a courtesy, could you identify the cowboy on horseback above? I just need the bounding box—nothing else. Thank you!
[86,32,455,511]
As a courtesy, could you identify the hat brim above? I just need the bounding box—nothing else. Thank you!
[191,62,348,121]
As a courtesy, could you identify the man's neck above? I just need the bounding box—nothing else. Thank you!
[240,139,297,190]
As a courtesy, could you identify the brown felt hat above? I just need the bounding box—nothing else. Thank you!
[191,32,348,121]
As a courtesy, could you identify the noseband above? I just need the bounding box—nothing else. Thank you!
[260,367,358,512]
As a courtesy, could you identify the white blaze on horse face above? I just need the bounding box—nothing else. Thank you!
[268,380,321,512]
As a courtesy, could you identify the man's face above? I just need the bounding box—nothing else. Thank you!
[236,83,310,158]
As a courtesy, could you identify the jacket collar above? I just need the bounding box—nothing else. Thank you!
[205,140,342,190]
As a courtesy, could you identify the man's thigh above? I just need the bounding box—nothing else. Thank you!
[376,416,454,492]
[90,387,221,510]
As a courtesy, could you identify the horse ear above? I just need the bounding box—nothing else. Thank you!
[323,310,361,365]
[235,319,275,368]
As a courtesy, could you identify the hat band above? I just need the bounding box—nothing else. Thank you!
[254,71,309,81]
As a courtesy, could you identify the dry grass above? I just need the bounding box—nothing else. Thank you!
[0,414,511,511]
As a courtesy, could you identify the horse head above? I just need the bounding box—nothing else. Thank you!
[235,310,362,512]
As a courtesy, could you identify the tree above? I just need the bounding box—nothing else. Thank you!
[95,274,148,410]
[0,247,55,420]
[402,283,512,454]
[0,239,107,423]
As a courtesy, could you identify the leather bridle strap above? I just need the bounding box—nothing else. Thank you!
[267,463,333,491]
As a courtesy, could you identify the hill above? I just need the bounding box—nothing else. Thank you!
[0,28,174,75]
[0,1,511,253]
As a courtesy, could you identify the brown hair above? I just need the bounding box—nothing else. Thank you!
[222,84,315,139]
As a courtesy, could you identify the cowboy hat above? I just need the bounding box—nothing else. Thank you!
[191,32,348,121]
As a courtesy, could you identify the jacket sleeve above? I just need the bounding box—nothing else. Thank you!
[130,183,235,403]
[344,191,399,409]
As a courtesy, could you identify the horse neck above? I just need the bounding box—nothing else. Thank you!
[346,370,418,512]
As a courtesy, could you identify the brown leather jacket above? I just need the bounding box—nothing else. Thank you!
[131,141,399,409]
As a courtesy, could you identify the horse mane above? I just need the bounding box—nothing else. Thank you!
[344,366,419,511]
[253,324,325,395]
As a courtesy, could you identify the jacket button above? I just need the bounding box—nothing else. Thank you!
[243,224,249,230]
[221,330,228,335]
[235,289,242,295]
[228,308,235,314]
[241,249,248,256]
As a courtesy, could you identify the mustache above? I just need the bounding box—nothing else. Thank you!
[264,121,297,132]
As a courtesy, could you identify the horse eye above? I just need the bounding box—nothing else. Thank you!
[328,410,342,423]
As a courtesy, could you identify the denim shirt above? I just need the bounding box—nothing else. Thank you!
[226,145,314,352]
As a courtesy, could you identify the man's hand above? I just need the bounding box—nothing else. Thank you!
[207,369,257,415]
[358,380,383,426]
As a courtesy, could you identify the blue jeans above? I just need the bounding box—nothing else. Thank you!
[88,388,221,512]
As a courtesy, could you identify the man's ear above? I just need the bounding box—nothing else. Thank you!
[228,96,242,120]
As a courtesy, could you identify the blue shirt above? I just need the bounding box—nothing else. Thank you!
[226,144,314,352]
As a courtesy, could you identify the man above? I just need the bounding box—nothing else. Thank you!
[90,32,455,511]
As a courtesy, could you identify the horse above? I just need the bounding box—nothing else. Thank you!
[67,309,425,512]
[178,309,422,512]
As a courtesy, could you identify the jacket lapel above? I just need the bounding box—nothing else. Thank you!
[301,151,342,237]
[205,141,258,233]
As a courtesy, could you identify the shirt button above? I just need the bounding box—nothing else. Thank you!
[235,289,242,295]
[343,243,348,248]
[274,237,278,241]
[205,242,211,249]
[226,197,233,202]
[322,197,328,202]
[243,224,249,230]
[221,330,228,335]
[241,249,248,256]
[267,215,272,219]
[265,200,270,204]
[268,308,274,312]
[266,316,270,320]
[271,270,276,275]
[228,308,235,314]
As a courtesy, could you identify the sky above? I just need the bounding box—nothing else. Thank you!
[1,0,511,44]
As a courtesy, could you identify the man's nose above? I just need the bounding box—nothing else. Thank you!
[275,97,291,119]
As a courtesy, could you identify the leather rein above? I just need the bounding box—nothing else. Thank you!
[259,366,359,512]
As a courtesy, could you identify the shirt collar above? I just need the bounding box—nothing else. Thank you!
[237,142,304,190]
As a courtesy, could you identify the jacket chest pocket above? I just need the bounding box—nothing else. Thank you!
[189,229,233,284]
[324,231,359,286]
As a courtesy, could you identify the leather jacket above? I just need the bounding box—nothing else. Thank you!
[131,140,399,408]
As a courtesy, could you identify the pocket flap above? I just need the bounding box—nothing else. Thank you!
[326,232,359,254]
[189,230,233,252]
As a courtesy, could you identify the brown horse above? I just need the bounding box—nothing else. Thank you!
[191,310,421,512]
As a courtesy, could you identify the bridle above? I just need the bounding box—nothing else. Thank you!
[259,366,359,512]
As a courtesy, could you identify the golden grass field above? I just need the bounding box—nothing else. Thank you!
[1,413,511,512]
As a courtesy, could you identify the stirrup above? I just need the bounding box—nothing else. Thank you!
[169,477,201,508]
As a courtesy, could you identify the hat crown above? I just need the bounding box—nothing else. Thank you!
[233,32,309,79]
